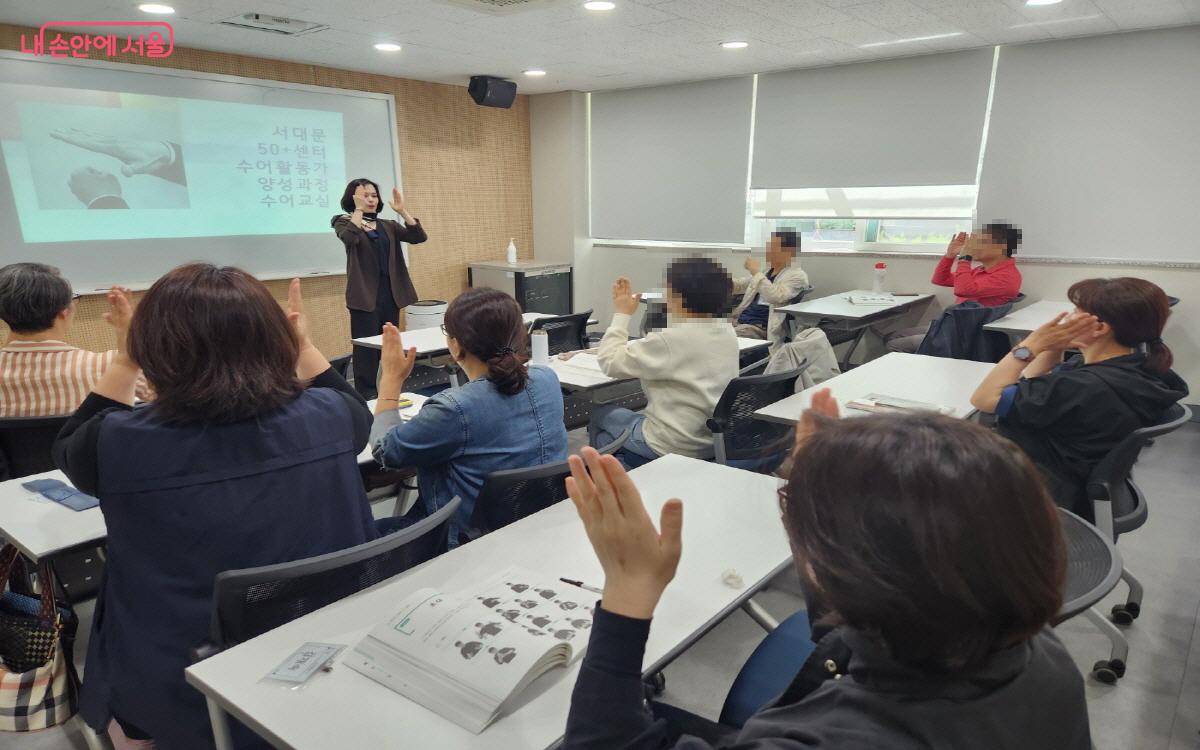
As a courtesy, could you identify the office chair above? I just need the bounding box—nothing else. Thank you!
[467,429,631,538]
[0,415,69,481]
[1052,508,1125,683]
[707,362,808,469]
[530,310,593,356]
[328,352,353,380]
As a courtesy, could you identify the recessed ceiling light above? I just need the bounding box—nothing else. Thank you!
[524,69,547,77]
[137,3,175,13]
[720,41,750,49]
[584,1,616,10]
[1025,0,1064,5]
[374,42,402,52]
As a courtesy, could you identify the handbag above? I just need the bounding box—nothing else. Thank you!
[0,544,80,731]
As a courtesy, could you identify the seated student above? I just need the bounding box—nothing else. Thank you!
[589,259,739,468]
[730,230,809,347]
[0,262,148,417]
[887,223,1024,353]
[971,277,1188,518]
[371,287,568,545]
[561,394,1091,750]
[53,266,376,750]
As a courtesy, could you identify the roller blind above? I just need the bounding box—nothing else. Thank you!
[590,76,753,243]
[976,27,1200,261]
[752,49,994,189]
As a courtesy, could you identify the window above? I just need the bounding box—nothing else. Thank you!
[870,219,971,245]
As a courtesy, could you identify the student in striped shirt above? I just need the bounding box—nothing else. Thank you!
[0,262,146,417]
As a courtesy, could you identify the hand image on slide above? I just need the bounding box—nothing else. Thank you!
[68,167,128,209]
[51,128,188,187]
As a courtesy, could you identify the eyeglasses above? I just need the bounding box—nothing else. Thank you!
[440,324,449,336]
[71,293,82,301]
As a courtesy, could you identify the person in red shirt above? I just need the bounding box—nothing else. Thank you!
[887,222,1023,353]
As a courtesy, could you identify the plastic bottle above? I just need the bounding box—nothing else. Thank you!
[872,261,887,294]
[506,238,518,265]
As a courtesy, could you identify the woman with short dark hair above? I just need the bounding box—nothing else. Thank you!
[971,276,1188,517]
[370,287,568,546]
[53,264,376,750]
[332,177,428,396]
[561,395,1090,749]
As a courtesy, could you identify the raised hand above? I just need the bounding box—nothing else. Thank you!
[102,286,135,353]
[1022,311,1102,355]
[566,447,682,619]
[68,167,122,206]
[612,277,640,316]
[389,187,406,214]
[744,255,762,275]
[795,387,839,449]
[378,322,417,398]
[52,128,173,177]
[286,278,315,351]
[946,231,968,258]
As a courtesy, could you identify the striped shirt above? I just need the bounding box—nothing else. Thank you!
[1,340,120,417]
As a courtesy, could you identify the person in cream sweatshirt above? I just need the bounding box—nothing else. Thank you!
[589,258,739,468]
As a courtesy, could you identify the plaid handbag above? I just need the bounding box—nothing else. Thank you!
[0,544,80,731]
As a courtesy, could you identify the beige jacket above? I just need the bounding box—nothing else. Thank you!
[597,313,739,458]
[730,263,810,349]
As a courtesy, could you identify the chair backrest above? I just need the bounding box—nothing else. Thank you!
[209,496,461,647]
[328,353,353,380]
[787,285,815,306]
[1087,402,1192,537]
[916,299,1017,362]
[469,429,631,536]
[0,415,70,481]
[709,364,808,463]
[530,310,593,356]
[1054,507,1122,624]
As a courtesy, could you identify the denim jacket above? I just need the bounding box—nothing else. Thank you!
[370,365,568,543]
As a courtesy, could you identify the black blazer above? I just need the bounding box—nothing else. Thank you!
[332,214,428,312]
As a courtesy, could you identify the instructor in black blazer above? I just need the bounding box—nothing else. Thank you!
[332,177,428,396]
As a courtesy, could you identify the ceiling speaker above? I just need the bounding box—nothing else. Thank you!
[468,76,517,109]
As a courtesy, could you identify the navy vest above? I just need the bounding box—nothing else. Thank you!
[82,388,375,749]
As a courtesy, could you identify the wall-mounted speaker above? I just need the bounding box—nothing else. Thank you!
[468,75,517,109]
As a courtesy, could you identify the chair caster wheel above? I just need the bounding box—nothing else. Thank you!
[1109,659,1126,677]
[1091,661,1119,684]
[643,672,666,697]
[1111,606,1135,626]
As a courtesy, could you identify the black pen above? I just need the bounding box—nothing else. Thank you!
[559,577,603,594]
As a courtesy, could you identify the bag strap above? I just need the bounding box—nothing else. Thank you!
[0,543,21,584]
[35,561,60,624]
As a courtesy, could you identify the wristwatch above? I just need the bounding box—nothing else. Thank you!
[1011,345,1035,362]
[957,254,973,262]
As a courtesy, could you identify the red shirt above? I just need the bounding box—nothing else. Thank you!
[931,256,1021,307]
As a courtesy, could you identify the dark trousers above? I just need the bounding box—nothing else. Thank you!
[349,276,401,397]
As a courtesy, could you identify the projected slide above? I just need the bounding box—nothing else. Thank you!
[0,83,346,243]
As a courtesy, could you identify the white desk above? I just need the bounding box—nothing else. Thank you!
[545,338,767,392]
[753,352,994,425]
[352,313,596,353]
[0,471,106,562]
[186,455,789,750]
[983,300,1074,336]
[776,290,932,322]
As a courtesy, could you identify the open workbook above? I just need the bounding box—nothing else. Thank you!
[343,567,596,733]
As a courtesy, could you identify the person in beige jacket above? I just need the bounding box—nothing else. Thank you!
[730,230,810,348]
[589,258,739,468]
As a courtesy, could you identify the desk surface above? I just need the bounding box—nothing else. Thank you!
[186,455,789,750]
[983,300,1074,335]
[352,313,588,353]
[776,290,932,321]
[754,353,994,425]
[0,470,106,562]
[545,338,767,391]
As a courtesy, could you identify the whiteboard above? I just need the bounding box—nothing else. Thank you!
[0,51,402,291]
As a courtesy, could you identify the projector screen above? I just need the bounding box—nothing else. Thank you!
[0,52,401,291]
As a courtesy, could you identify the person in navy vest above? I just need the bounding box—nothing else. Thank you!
[54,265,377,750]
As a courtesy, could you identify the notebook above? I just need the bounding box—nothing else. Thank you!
[343,566,595,733]
[845,393,955,415]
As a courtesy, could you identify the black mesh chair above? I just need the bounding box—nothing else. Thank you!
[1087,403,1192,627]
[0,415,69,481]
[191,497,460,746]
[467,429,631,538]
[780,285,815,343]
[707,362,809,468]
[1052,508,1125,683]
[202,496,461,651]
[530,310,593,356]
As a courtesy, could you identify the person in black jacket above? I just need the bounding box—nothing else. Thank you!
[971,277,1188,518]
[561,390,1091,750]
[53,266,376,749]
[332,177,428,396]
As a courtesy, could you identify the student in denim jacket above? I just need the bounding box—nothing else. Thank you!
[370,288,568,545]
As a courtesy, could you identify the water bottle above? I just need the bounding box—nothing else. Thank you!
[506,238,518,265]
[872,262,887,294]
[530,329,550,365]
